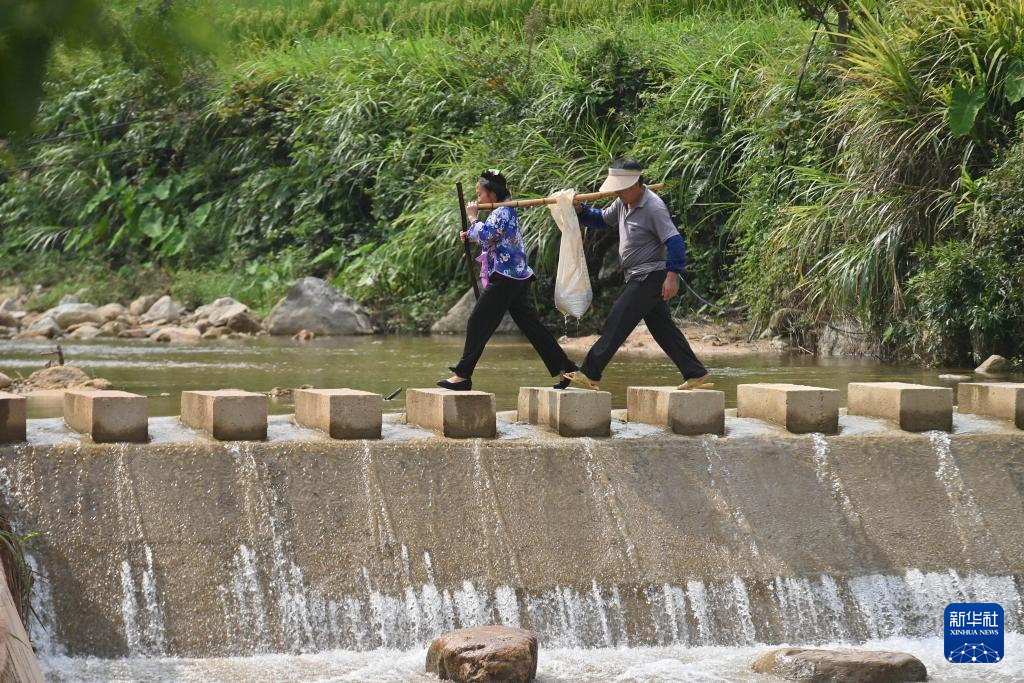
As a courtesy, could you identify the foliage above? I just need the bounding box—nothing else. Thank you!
[907,134,1024,364]
[2,0,1023,353]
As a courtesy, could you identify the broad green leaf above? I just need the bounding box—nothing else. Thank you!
[139,206,165,239]
[948,83,986,136]
[1006,59,1024,105]
[153,178,173,201]
[192,202,212,227]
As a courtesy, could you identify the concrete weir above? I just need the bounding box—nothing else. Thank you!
[1,410,1023,660]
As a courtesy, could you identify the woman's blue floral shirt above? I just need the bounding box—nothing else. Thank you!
[468,205,533,285]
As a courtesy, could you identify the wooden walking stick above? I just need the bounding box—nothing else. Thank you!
[456,182,480,300]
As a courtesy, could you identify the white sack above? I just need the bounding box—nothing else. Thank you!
[549,189,593,319]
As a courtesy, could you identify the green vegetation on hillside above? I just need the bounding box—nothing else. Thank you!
[2,0,1023,363]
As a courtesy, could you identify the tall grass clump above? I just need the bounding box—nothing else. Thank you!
[743,0,1024,357]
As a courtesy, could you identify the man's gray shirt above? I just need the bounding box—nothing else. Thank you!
[591,187,680,281]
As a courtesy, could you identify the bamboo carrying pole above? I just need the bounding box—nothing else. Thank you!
[455,182,481,300]
[477,183,664,210]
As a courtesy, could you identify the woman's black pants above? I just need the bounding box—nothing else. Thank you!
[452,274,577,379]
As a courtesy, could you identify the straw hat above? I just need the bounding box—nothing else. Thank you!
[599,166,642,193]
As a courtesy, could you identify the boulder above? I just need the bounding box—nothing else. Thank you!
[140,296,183,324]
[976,354,1011,374]
[751,648,927,683]
[0,372,11,390]
[431,289,518,335]
[150,326,201,343]
[265,277,372,336]
[195,297,245,325]
[0,310,18,328]
[0,327,14,340]
[21,365,97,390]
[99,320,128,337]
[129,295,159,317]
[48,303,102,329]
[26,317,61,338]
[201,326,226,340]
[96,303,126,322]
[426,626,537,683]
[292,329,315,342]
[0,298,17,312]
[58,294,79,305]
[69,325,102,340]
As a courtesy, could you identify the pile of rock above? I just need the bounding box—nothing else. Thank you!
[0,278,373,344]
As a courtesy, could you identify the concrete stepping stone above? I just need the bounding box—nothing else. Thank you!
[957,382,1024,429]
[427,625,537,683]
[517,387,611,437]
[847,381,952,432]
[181,389,267,441]
[752,647,926,682]
[0,392,27,443]
[626,386,724,436]
[406,388,495,439]
[737,383,839,434]
[64,389,148,443]
[294,388,382,439]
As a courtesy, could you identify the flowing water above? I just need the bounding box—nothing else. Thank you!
[2,337,1023,681]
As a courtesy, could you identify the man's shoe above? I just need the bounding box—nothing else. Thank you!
[677,375,713,390]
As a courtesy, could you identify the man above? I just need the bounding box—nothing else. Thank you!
[564,158,711,391]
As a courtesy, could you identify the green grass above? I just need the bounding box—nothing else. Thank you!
[4,0,1024,360]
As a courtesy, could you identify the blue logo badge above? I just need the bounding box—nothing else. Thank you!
[945,602,1004,664]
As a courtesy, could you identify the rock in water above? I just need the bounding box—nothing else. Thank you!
[426,626,537,683]
[752,648,927,682]
[976,354,1010,374]
[0,372,11,390]
[431,289,518,335]
[48,303,102,329]
[265,277,372,336]
[129,295,159,317]
[140,296,184,324]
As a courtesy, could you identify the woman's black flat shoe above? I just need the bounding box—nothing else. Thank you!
[436,378,473,391]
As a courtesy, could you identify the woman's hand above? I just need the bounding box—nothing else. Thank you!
[460,231,469,243]
[466,201,479,221]
[573,195,583,214]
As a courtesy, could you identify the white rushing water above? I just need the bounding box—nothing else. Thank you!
[38,633,1024,682]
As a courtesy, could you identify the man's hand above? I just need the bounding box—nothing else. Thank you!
[572,195,583,214]
[460,231,468,243]
[466,201,479,221]
[662,271,679,301]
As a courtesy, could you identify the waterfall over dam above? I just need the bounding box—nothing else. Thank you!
[2,413,1023,660]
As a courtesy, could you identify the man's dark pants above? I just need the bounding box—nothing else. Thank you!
[580,269,706,382]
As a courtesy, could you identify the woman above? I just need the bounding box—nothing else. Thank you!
[437,169,578,391]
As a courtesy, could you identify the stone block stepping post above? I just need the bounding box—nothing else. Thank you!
[426,626,537,683]
[752,648,927,682]
[957,382,1024,429]
[181,390,267,441]
[517,387,611,437]
[626,386,725,436]
[736,383,839,434]
[63,389,148,443]
[406,388,496,439]
[0,392,26,443]
[847,382,953,432]
[294,388,382,439]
